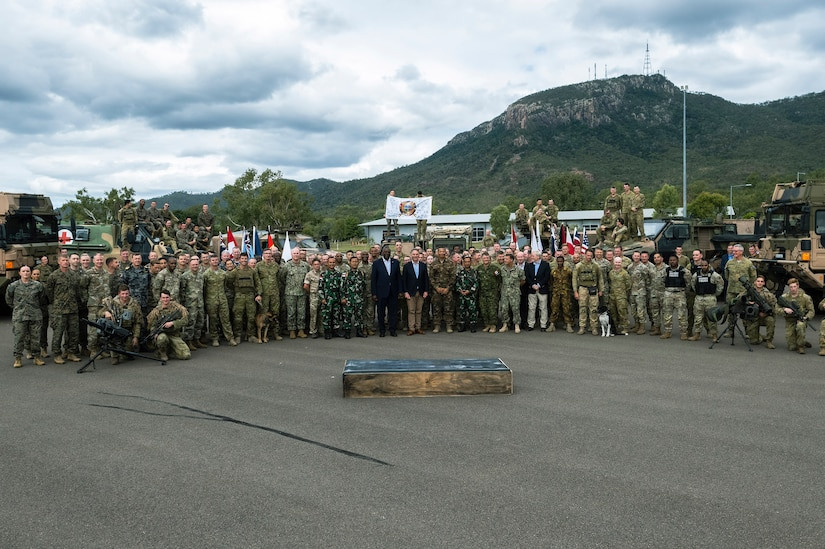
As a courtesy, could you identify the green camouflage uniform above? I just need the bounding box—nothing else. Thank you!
[662,266,689,336]
[573,260,603,334]
[152,267,181,304]
[118,204,137,244]
[146,301,190,360]
[304,268,322,336]
[627,262,650,330]
[280,260,310,331]
[430,258,457,330]
[780,290,814,351]
[81,266,113,352]
[318,268,342,333]
[357,261,374,332]
[628,191,645,238]
[515,208,530,235]
[549,263,574,327]
[256,260,281,337]
[476,263,501,327]
[45,268,81,356]
[179,269,205,344]
[176,228,195,254]
[648,262,666,333]
[691,269,724,338]
[203,267,233,343]
[545,204,559,225]
[100,294,142,358]
[742,284,777,345]
[498,263,525,327]
[341,268,366,332]
[6,278,44,359]
[607,268,631,334]
[604,193,622,215]
[455,265,479,328]
[724,257,757,303]
[226,265,261,340]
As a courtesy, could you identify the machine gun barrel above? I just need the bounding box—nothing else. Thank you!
[142,309,183,344]
[776,294,815,331]
[738,276,773,315]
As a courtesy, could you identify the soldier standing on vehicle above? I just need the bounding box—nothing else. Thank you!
[6,266,46,367]
[118,199,137,246]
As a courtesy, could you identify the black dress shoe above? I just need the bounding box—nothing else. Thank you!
[527,326,534,331]
[390,331,397,337]
[379,332,386,337]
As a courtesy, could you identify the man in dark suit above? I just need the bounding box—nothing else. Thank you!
[524,251,550,331]
[371,244,402,337]
[401,249,430,335]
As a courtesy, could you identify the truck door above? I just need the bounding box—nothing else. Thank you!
[812,209,825,271]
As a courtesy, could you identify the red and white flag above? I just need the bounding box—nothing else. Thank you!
[565,224,574,255]
[511,224,517,245]
[226,226,237,254]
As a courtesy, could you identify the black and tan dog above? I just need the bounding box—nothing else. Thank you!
[255,311,275,343]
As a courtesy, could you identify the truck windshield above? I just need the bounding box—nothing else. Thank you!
[767,206,808,236]
[3,214,59,243]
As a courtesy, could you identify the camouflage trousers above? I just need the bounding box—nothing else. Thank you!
[662,290,688,336]
[478,291,499,326]
[648,290,663,331]
[51,312,79,355]
[432,291,454,328]
[13,319,41,358]
[361,292,374,330]
[608,294,629,333]
[784,317,808,350]
[206,299,233,342]
[284,294,307,331]
[576,286,599,332]
[182,302,204,342]
[308,293,322,335]
[550,290,573,325]
[746,314,774,344]
[155,333,191,360]
[87,310,102,352]
[630,211,644,238]
[320,299,341,332]
[629,292,647,328]
[692,295,719,338]
[260,292,281,335]
[232,292,257,339]
[342,296,364,330]
[457,294,479,326]
[819,318,825,351]
[499,291,521,327]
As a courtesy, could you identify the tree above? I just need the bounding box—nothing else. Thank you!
[217,168,315,232]
[489,204,511,239]
[330,217,363,241]
[540,173,593,210]
[686,192,727,220]
[651,183,680,218]
[63,187,135,224]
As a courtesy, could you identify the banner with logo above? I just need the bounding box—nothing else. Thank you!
[385,195,432,220]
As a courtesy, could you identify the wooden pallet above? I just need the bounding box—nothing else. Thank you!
[343,358,513,398]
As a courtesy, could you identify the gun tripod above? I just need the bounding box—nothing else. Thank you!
[77,338,166,374]
[709,312,753,352]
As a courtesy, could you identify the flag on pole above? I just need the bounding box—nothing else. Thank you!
[283,231,293,260]
[242,228,251,257]
[581,231,589,250]
[530,219,543,254]
[267,226,274,250]
[511,224,517,246]
[565,224,574,255]
[252,226,262,258]
[226,226,237,254]
[572,228,581,248]
[550,225,557,255]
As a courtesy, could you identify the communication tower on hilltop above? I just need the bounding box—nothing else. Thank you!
[643,42,652,76]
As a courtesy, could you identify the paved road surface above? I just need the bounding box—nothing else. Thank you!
[2,318,824,547]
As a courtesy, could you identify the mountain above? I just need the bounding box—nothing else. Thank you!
[296,74,825,214]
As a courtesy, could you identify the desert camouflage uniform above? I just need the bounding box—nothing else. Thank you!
[549,263,574,328]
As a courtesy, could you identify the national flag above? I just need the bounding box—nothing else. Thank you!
[581,231,589,250]
[511,224,517,246]
[549,225,557,255]
[530,219,543,254]
[565,224,574,255]
[242,228,251,257]
[572,228,581,248]
[251,226,262,258]
[267,226,274,250]
[283,231,293,260]
[226,226,237,254]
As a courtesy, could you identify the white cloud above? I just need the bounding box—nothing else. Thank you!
[0,0,823,206]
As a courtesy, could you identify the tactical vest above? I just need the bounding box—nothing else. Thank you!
[665,267,686,288]
[695,273,716,295]
[576,263,597,286]
[235,269,255,292]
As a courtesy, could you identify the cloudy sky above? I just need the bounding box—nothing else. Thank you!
[2,0,823,206]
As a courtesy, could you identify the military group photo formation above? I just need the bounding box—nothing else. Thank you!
[6,188,825,371]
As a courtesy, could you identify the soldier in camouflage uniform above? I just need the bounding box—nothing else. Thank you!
[45,256,82,363]
[740,274,777,348]
[29,268,50,358]
[573,250,603,335]
[476,252,501,332]
[688,260,724,341]
[596,209,617,246]
[549,255,575,332]
[146,290,190,361]
[117,199,137,246]
[430,248,457,333]
[545,199,560,226]
[340,256,367,338]
[604,186,622,214]
[175,222,196,254]
[620,183,632,232]
[817,295,825,356]
[179,257,206,350]
[152,257,181,305]
[80,253,112,355]
[100,284,143,364]
[256,248,282,341]
[203,255,235,346]
[628,185,645,239]
[498,252,525,333]
[6,266,46,367]
[303,258,323,338]
[196,204,215,236]
[724,244,757,303]
[318,255,343,339]
[357,251,374,335]
[607,258,631,335]
[455,255,479,332]
[779,278,814,354]
[280,249,310,339]
[627,252,650,334]
[119,254,149,320]
[661,255,690,339]
[648,252,667,335]
[226,252,262,344]
[515,203,530,237]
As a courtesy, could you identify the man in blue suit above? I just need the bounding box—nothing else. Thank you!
[401,248,430,335]
[524,251,550,331]
[371,244,402,337]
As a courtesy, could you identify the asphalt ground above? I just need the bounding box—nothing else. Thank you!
[2,316,825,548]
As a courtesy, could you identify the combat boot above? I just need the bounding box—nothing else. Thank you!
[446,326,454,334]
[40,349,49,358]
[54,355,66,365]
[229,337,239,346]
[33,356,45,366]
[577,327,585,335]
[324,330,332,340]
[566,323,574,333]
[687,334,700,341]
[211,339,220,347]
[25,351,33,359]
[112,355,121,365]
[660,332,672,339]
[13,357,22,368]
[289,330,297,339]
[457,323,465,332]
[158,352,169,362]
[548,323,555,332]
[488,325,497,334]
[248,336,260,344]
[344,330,351,339]
[298,330,307,338]
[680,333,688,341]
[765,341,776,349]
[186,341,197,351]
[66,353,82,362]
[649,327,660,336]
[591,328,599,336]
[195,340,208,349]
[636,326,646,335]
[481,325,489,332]
[514,325,521,334]
[498,325,509,333]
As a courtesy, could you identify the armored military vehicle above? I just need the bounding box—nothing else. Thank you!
[752,179,825,298]
[0,192,60,298]
[58,221,164,263]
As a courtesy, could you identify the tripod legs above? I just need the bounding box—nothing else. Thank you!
[709,314,753,352]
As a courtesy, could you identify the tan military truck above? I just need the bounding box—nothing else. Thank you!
[752,179,825,298]
[0,192,60,301]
